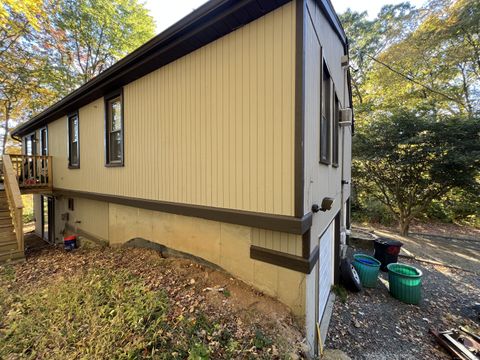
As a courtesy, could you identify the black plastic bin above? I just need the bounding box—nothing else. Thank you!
[373,238,403,271]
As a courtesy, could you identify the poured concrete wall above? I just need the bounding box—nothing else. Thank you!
[53,196,306,317]
[108,202,306,316]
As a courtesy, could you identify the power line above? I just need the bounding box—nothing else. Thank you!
[366,54,464,105]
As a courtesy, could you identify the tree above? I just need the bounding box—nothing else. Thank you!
[0,0,155,153]
[0,0,46,153]
[38,0,156,95]
[353,111,480,235]
[340,3,418,110]
[361,0,480,117]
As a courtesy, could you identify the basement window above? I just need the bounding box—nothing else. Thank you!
[68,198,74,211]
[105,90,124,166]
[320,61,331,165]
[68,113,80,168]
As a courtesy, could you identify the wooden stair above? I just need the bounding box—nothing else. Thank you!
[0,190,24,263]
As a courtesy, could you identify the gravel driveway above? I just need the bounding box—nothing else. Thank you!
[326,242,480,359]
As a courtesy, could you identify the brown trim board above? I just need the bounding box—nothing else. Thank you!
[250,245,319,274]
[294,0,306,218]
[54,188,312,235]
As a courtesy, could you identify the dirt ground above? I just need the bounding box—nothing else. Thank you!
[1,243,307,359]
[327,227,480,359]
[368,227,480,274]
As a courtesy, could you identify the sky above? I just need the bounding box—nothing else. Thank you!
[144,0,426,34]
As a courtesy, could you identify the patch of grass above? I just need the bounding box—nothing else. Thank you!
[332,284,348,303]
[0,267,241,359]
[222,289,231,297]
[0,268,169,359]
[253,329,273,350]
[188,342,210,359]
[21,194,34,223]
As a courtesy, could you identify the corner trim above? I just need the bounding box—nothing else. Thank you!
[294,0,306,218]
[54,188,313,235]
[250,245,319,274]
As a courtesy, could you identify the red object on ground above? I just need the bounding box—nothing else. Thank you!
[64,235,76,242]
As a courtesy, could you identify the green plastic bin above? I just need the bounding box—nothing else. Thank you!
[387,263,423,304]
[352,254,381,288]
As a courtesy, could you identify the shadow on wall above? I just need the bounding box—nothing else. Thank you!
[122,237,224,272]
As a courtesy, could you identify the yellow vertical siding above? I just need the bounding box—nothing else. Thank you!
[251,229,302,256]
[48,2,296,216]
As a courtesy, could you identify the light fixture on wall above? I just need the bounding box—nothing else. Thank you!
[311,198,335,213]
[320,197,335,212]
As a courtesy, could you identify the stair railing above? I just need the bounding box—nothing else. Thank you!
[2,155,24,253]
[8,154,52,189]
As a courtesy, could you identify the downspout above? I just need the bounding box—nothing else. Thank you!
[339,40,351,260]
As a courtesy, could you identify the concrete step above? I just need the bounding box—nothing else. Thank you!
[0,249,24,264]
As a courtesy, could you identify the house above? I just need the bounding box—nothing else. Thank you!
[4,0,352,356]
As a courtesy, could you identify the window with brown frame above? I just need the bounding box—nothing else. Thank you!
[105,90,124,166]
[332,94,339,167]
[68,113,80,168]
[320,62,331,164]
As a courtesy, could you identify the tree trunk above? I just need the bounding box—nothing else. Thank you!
[2,104,10,155]
[399,218,410,236]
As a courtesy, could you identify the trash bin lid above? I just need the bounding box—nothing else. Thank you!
[375,238,403,247]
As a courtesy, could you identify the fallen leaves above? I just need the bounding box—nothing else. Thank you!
[0,246,306,359]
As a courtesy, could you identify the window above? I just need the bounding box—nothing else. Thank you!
[40,127,48,156]
[320,62,331,164]
[68,113,80,168]
[105,90,123,166]
[68,198,74,211]
[332,94,339,167]
[24,133,36,155]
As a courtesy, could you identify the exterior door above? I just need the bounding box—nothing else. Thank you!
[318,220,335,321]
[41,195,55,244]
[39,128,48,183]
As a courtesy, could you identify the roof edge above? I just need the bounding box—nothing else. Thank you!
[13,0,348,137]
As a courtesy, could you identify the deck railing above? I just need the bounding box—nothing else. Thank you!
[9,154,52,190]
[2,155,24,252]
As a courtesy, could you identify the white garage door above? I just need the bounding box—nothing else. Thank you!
[318,220,334,321]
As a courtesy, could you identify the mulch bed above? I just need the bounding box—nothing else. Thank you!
[326,254,480,359]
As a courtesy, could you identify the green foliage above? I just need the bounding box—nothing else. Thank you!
[40,0,156,93]
[22,194,34,223]
[0,0,155,153]
[0,265,265,359]
[188,342,210,360]
[352,196,396,226]
[425,187,480,227]
[344,0,480,231]
[0,268,169,359]
[353,111,480,234]
[253,329,273,350]
[332,285,348,303]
